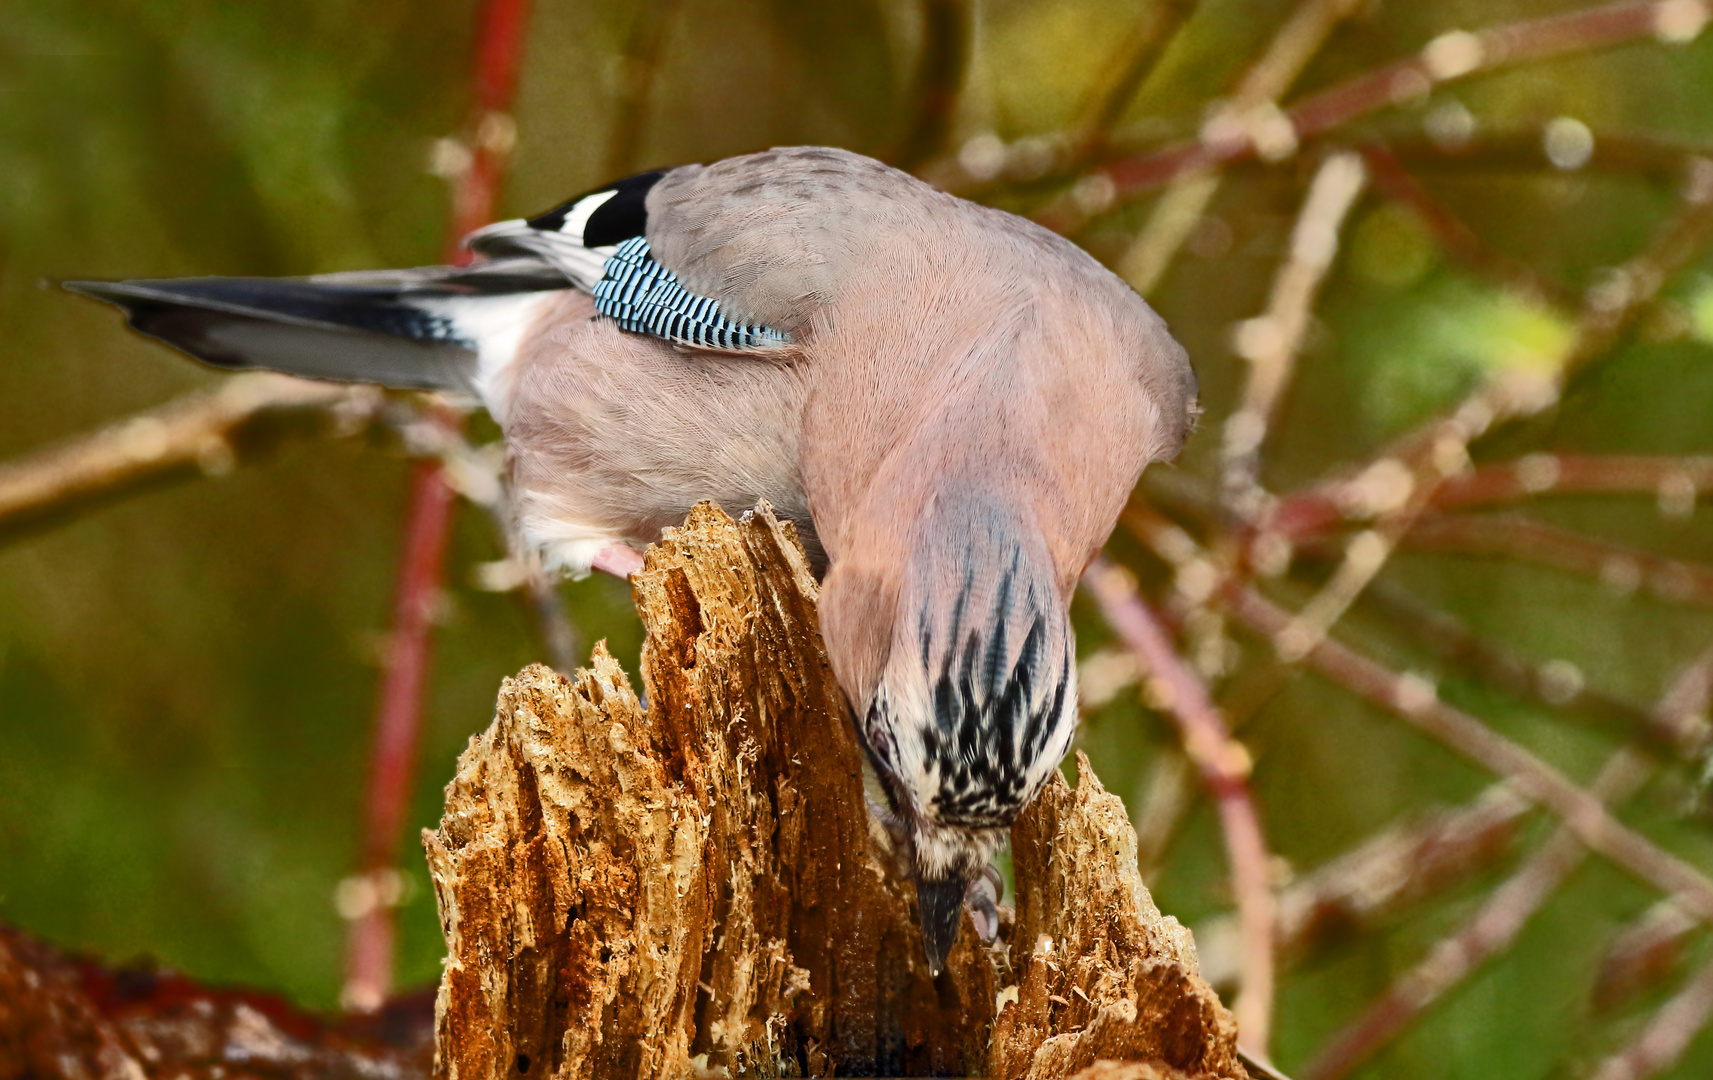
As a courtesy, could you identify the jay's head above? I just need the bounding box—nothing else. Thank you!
[827,491,1078,975]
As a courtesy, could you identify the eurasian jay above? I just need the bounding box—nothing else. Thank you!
[69,146,1197,975]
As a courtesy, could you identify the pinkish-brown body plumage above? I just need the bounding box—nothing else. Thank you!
[70,146,1196,973]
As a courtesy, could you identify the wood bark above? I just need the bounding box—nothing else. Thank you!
[425,501,1250,1080]
[0,500,1248,1080]
[0,922,435,1080]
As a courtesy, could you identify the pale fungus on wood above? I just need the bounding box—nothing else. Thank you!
[423,501,1250,1080]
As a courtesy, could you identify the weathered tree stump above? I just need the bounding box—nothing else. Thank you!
[424,502,1249,1080]
[0,922,435,1080]
[990,759,1244,1080]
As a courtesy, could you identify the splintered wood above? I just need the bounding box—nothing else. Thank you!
[425,502,1248,1080]
[990,757,1245,1080]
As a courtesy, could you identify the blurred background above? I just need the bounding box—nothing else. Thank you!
[4,0,1713,1077]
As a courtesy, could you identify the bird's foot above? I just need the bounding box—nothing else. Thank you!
[591,543,645,579]
[966,864,1005,944]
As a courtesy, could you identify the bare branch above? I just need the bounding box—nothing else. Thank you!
[1274,454,1713,539]
[1087,0,1713,209]
[1223,151,1368,516]
[0,373,381,544]
[1300,646,1713,1078]
[1198,785,1532,987]
[1353,581,1712,761]
[1589,956,1713,1080]
[1388,129,1713,185]
[1592,645,1713,1014]
[1358,143,1578,308]
[344,0,535,1012]
[1595,899,1701,1014]
[1083,556,1278,1054]
[1101,0,1367,293]
[1072,0,1201,153]
[1225,585,1713,925]
[893,0,972,169]
[1302,749,1657,1080]
[1398,513,1713,610]
[1275,153,1713,547]
[1131,747,1201,879]
[1437,455,1713,515]
[345,443,460,1013]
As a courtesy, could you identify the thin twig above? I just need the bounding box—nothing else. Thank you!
[1132,748,1201,880]
[1555,156,1713,385]
[1591,644,1713,1011]
[1436,455,1713,515]
[1243,153,1713,666]
[1388,129,1712,185]
[343,0,534,1013]
[1274,453,1713,539]
[947,123,1707,213]
[1197,784,1532,987]
[1397,513,1713,610]
[1080,0,1713,217]
[1083,556,1278,1054]
[1589,956,1713,1080]
[1266,516,1417,665]
[1226,585,1713,926]
[1358,142,1578,308]
[1106,0,1366,293]
[1223,150,1367,515]
[1284,153,1713,538]
[1071,0,1201,154]
[344,439,460,1014]
[1131,511,1713,1014]
[1353,581,1712,760]
[1299,622,1711,1080]
[603,0,681,179]
[893,0,972,170]
[1302,749,1657,1080]
[0,374,381,544]
[1579,646,1713,1077]
[1595,899,1701,1014]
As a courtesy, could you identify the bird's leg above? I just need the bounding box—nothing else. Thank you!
[966,864,1004,944]
[591,543,645,579]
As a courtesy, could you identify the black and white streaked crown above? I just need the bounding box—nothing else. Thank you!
[466,169,791,352]
[863,541,1078,834]
[923,551,1075,827]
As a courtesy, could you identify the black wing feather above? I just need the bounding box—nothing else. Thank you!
[65,256,569,391]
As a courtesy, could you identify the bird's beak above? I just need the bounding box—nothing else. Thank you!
[914,874,969,976]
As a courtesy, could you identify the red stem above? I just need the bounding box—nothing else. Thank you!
[362,458,458,872]
[1272,454,1713,540]
[1053,0,1694,228]
[343,0,534,1012]
[1084,556,1277,1053]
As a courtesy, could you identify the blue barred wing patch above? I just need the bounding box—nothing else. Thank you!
[592,237,789,350]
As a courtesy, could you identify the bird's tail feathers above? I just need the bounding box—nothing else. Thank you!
[66,256,569,399]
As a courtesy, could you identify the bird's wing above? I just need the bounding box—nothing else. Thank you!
[468,166,791,354]
[468,147,939,351]
[641,147,912,336]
